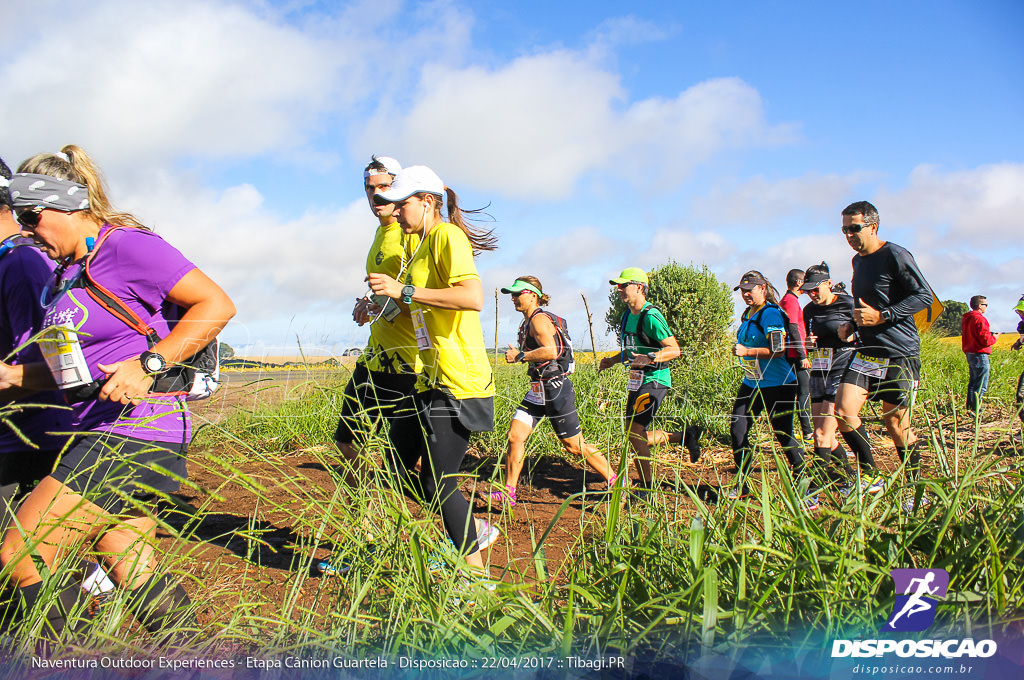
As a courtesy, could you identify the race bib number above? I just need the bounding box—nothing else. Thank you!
[627,369,644,392]
[738,357,763,381]
[808,348,833,372]
[38,323,92,388]
[411,309,433,350]
[525,380,545,405]
[850,354,889,379]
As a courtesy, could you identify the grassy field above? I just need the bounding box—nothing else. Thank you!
[1,334,1022,668]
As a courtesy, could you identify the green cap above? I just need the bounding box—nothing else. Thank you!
[500,279,543,297]
[1014,297,1024,313]
[609,267,649,286]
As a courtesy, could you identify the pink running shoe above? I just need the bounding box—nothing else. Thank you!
[489,484,517,507]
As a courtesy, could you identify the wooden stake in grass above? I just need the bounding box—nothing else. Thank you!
[581,292,597,362]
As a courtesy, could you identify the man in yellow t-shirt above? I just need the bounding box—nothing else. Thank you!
[333,156,422,486]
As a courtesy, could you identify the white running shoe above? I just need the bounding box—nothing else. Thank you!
[476,520,500,550]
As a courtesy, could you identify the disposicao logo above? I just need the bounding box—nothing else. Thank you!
[884,568,949,632]
[831,567,998,659]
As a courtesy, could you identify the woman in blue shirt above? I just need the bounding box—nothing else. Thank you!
[728,271,811,506]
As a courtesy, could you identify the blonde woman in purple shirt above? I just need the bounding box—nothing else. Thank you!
[0,145,235,642]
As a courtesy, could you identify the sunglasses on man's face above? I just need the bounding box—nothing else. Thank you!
[841,222,875,235]
[15,205,44,230]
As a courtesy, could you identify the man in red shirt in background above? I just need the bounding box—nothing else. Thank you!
[962,295,999,414]
[781,269,814,442]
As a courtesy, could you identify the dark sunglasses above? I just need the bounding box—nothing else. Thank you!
[841,222,875,235]
[616,282,636,290]
[15,205,44,229]
[511,290,530,298]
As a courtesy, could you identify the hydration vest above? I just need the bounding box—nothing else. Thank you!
[518,309,575,382]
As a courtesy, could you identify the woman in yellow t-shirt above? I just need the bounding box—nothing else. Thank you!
[367,165,498,572]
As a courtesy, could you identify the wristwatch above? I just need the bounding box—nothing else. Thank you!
[401,284,416,304]
[880,308,894,323]
[140,350,166,375]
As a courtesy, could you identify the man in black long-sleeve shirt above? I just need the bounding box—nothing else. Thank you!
[833,201,933,504]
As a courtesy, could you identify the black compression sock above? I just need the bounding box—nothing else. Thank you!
[16,581,83,640]
[124,575,196,634]
[841,424,876,470]
[831,443,855,480]
[897,442,923,480]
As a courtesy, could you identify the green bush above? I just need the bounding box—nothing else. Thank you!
[604,260,733,349]
[932,299,968,337]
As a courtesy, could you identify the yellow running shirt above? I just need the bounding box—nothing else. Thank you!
[361,222,422,374]
[404,223,494,399]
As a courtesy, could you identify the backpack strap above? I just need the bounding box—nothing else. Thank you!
[81,226,161,346]
[620,305,653,353]
[747,303,788,340]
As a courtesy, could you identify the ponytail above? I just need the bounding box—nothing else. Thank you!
[17,145,147,230]
[442,187,497,255]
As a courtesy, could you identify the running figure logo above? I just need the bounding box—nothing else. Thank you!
[884,568,948,632]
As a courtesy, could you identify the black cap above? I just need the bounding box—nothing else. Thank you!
[800,270,830,291]
[733,272,767,291]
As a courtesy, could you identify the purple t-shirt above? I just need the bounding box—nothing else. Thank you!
[39,226,196,443]
[0,237,70,453]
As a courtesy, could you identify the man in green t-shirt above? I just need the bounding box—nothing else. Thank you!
[599,268,699,496]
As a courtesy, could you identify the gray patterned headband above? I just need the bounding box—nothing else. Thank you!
[9,173,90,212]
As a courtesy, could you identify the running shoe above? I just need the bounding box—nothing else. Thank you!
[451,575,499,606]
[476,520,500,550]
[630,488,652,503]
[315,558,352,576]
[861,476,886,494]
[683,426,703,463]
[722,486,750,501]
[489,484,517,508]
[803,494,821,511]
[901,494,931,514]
[314,540,376,577]
[837,484,854,498]
[797,432,815,446]
[84,591,113,619]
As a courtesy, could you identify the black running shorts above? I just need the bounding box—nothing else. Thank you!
[840,353,921,407]
[335,363,418,445]
[624,382,668,429]
[512,377,582,440]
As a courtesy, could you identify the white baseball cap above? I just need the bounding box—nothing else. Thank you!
[364,156,402,179]
[374,165,444,204]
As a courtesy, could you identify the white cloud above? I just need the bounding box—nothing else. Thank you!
[113,170,376,347]
[0,0,350,169]
[692,172,874,226]
[879,163,1024,246]
[361,55,797,198]
[645,228,737,266]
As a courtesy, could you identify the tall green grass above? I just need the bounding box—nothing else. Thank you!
[0,338,1021,663]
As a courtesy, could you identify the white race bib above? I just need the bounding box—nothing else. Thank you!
[850,354,889,378]
[38,323,92,389]
[525,380,545,405]
[808,348,833,372]
[411,309,433,350]
[738,357,763,381]
[627,369,644,392]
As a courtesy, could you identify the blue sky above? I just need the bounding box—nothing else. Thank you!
[1,0,1021,355]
